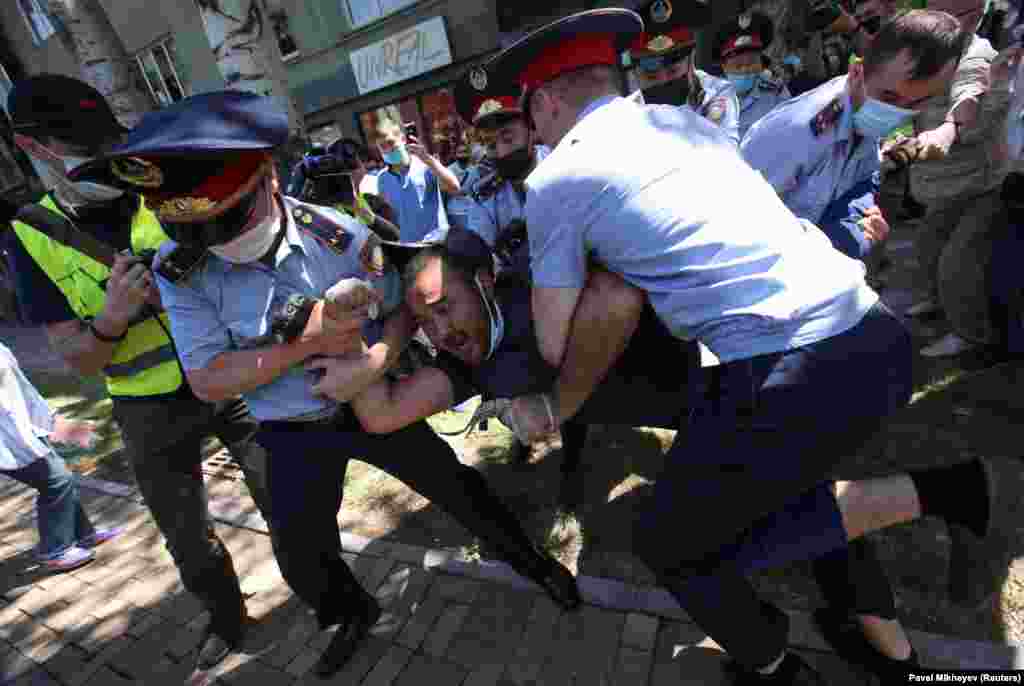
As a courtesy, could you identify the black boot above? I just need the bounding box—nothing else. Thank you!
[727,653,828,685]
[813,607,919,683]
[909,458,997,605]
[503,540,581,611]
[313,584,381,678]
[908,458,994,539]
[196,602,247,671]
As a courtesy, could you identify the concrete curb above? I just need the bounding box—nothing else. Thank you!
[36,474,1022,670]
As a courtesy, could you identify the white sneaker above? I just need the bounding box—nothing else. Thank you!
[920,333,976,358]
[906,299,940,317]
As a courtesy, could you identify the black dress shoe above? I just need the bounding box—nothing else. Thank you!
[813,608,919,683]
[507,544,581,611]
[313,590,382,678]
[947,523,1004,608]
[942,458,998,606]
[531,553,582,612]
[727,653,827,685]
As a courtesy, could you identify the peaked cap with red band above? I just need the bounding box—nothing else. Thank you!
[487,9,643,97]
[453,63,523,129]
[626,0,711,59]
[713,13,775,63]
[69,91,289,223]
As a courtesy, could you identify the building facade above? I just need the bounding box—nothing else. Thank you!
[0,0,781,179]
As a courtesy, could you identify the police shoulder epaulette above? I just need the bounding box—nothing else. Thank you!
[290,203,354,256]
[154,242,208,285]
[473,172,502,202]
[810,96,844,138]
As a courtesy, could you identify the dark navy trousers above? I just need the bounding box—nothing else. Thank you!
[633,303,914,669]
[256,415,541,628]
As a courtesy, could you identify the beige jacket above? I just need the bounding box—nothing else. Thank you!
[910,35,1013,206]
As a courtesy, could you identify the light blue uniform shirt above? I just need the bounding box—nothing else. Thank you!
[376,156,449,242]
[525,95,877,364]
[690,70,741,146]
[737,77,792,139]
[445,162,490,232]
[0,343,55,470]
[466,146,550,247]
[740,75,881,224]
[155,197,403,422]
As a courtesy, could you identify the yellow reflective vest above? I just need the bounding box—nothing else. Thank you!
[12,195,183,397]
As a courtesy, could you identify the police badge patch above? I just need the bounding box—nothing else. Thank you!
[706,96,728,124]
[810,97,844,137]
[651,0,672,23]
[359,233,386,277]
[469,67,488,92]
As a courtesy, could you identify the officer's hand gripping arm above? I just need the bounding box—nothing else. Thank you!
[45,253,156,376]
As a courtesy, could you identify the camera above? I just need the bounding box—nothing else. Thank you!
[305,152,358,178]
[403,123,418,139]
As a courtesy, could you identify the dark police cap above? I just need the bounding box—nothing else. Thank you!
[626,0,712,60]
[713,12,775,62]
[488,9,643,96]
[454,62,523,130]
[380,226,495,274]
[7,74,128,148]
[69,91,288,224]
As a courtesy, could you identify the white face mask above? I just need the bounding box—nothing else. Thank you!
[17,137,123,208]
[208,202,281,264]
[474,273,505,359]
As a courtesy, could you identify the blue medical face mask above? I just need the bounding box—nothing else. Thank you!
[726,73,758,94]
[382,145,407,166]
[852,97,916,140]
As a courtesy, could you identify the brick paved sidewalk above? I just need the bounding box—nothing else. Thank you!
[1,476,1020,685]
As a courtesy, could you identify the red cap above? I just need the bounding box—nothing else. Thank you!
[721,33,764,59]
[518,33,621,92]
[628,26,696,58]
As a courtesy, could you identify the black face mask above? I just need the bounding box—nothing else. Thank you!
[494,145,534,180]
[642,79,690,107]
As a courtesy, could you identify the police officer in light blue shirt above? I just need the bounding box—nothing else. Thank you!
[485,10,994,685]
[453,64,551,282]
[373,119,460,241]
[625,0,741,144]
[741,74,882,225]
[71,90,580,679]
[714,12,792,139]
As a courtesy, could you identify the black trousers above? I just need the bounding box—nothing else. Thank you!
[114,391,270,633]
[631,304,912,669]
[256,414,542,628]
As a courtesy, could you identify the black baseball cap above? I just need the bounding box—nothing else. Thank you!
[7,74,129,148]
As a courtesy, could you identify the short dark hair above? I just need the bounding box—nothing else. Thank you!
[863,9,968,81]
[402,246,486,291]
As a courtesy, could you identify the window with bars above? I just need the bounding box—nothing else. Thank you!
[16,0,56,46]
[135,38,188,108]
[345,0,419,28]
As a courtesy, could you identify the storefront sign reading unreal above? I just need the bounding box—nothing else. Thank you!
[350,16,453,95]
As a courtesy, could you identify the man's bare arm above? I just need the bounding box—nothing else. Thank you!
[187,337,321,403]
[550,269,645,422]
[307,305,418,402]
[350,367,455,434]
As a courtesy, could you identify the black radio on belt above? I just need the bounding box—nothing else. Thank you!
[494,219,528,267]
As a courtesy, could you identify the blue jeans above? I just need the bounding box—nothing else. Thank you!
[2,447,95,557]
